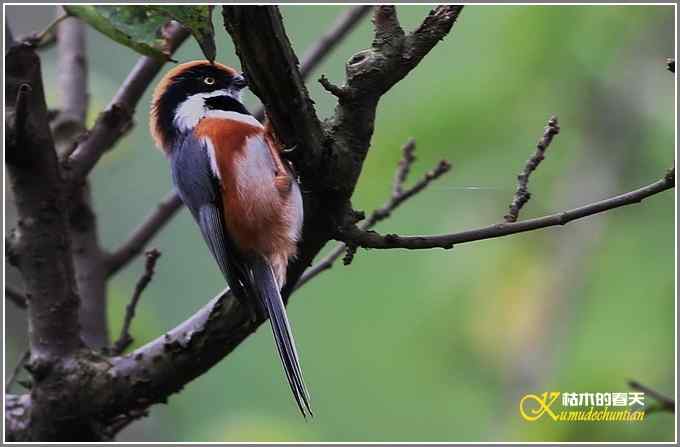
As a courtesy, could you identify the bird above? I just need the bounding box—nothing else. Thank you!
[149,60,311,417]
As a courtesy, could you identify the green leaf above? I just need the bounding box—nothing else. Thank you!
[64,5,170,60]
[148,6,216,62]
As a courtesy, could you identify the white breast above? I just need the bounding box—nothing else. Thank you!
[236,135,277,197]
[235,134,303,243]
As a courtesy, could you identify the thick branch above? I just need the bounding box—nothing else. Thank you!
[65,22,189,184]
[5,44,82,361]
[338,169,675,250]
[54,11,110,348]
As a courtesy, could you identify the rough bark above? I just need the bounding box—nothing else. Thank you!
[54,12,110,347]
[5,42,87,441]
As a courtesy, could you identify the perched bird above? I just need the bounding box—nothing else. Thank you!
[149,60,311,417]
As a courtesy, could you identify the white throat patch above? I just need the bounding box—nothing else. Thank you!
[174,89,249,132]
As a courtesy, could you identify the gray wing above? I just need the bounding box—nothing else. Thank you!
[170,133,251,298]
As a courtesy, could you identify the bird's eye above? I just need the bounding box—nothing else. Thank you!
[203,77,215,85]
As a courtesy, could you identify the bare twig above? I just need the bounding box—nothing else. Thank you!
[339,168,674,250]
[628,380,675,413]
[20,13,67,48]
[107,7,369,276]
[111,250,162,355]
[504,116,560,222]
[6,285,27,309]
[6,350,30,393]
[318,74,348,98]
[368,140,450,227]
[393,139,417,195]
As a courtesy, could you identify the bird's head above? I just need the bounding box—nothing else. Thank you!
[150,60,249,152]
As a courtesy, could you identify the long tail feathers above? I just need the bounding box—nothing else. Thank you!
[251,258,313,418]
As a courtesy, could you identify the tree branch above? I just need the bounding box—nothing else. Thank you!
[628,380,675,413]
[5,43,82,361]
[338,168,674,250]
[504,116,560,222]
[6,285,27,309]
[53,10,111,348]
[65,22,190,185]
[56,11,87,125]
[5,41,94,441]
[367,139,451,227]
[20,13,67,49]
[111,250,161,355]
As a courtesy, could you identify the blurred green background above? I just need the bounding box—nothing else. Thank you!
[4,5,675,442]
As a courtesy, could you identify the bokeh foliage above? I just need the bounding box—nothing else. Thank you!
[4,5,675,442]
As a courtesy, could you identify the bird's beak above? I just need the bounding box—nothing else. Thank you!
[233,73,248,90]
